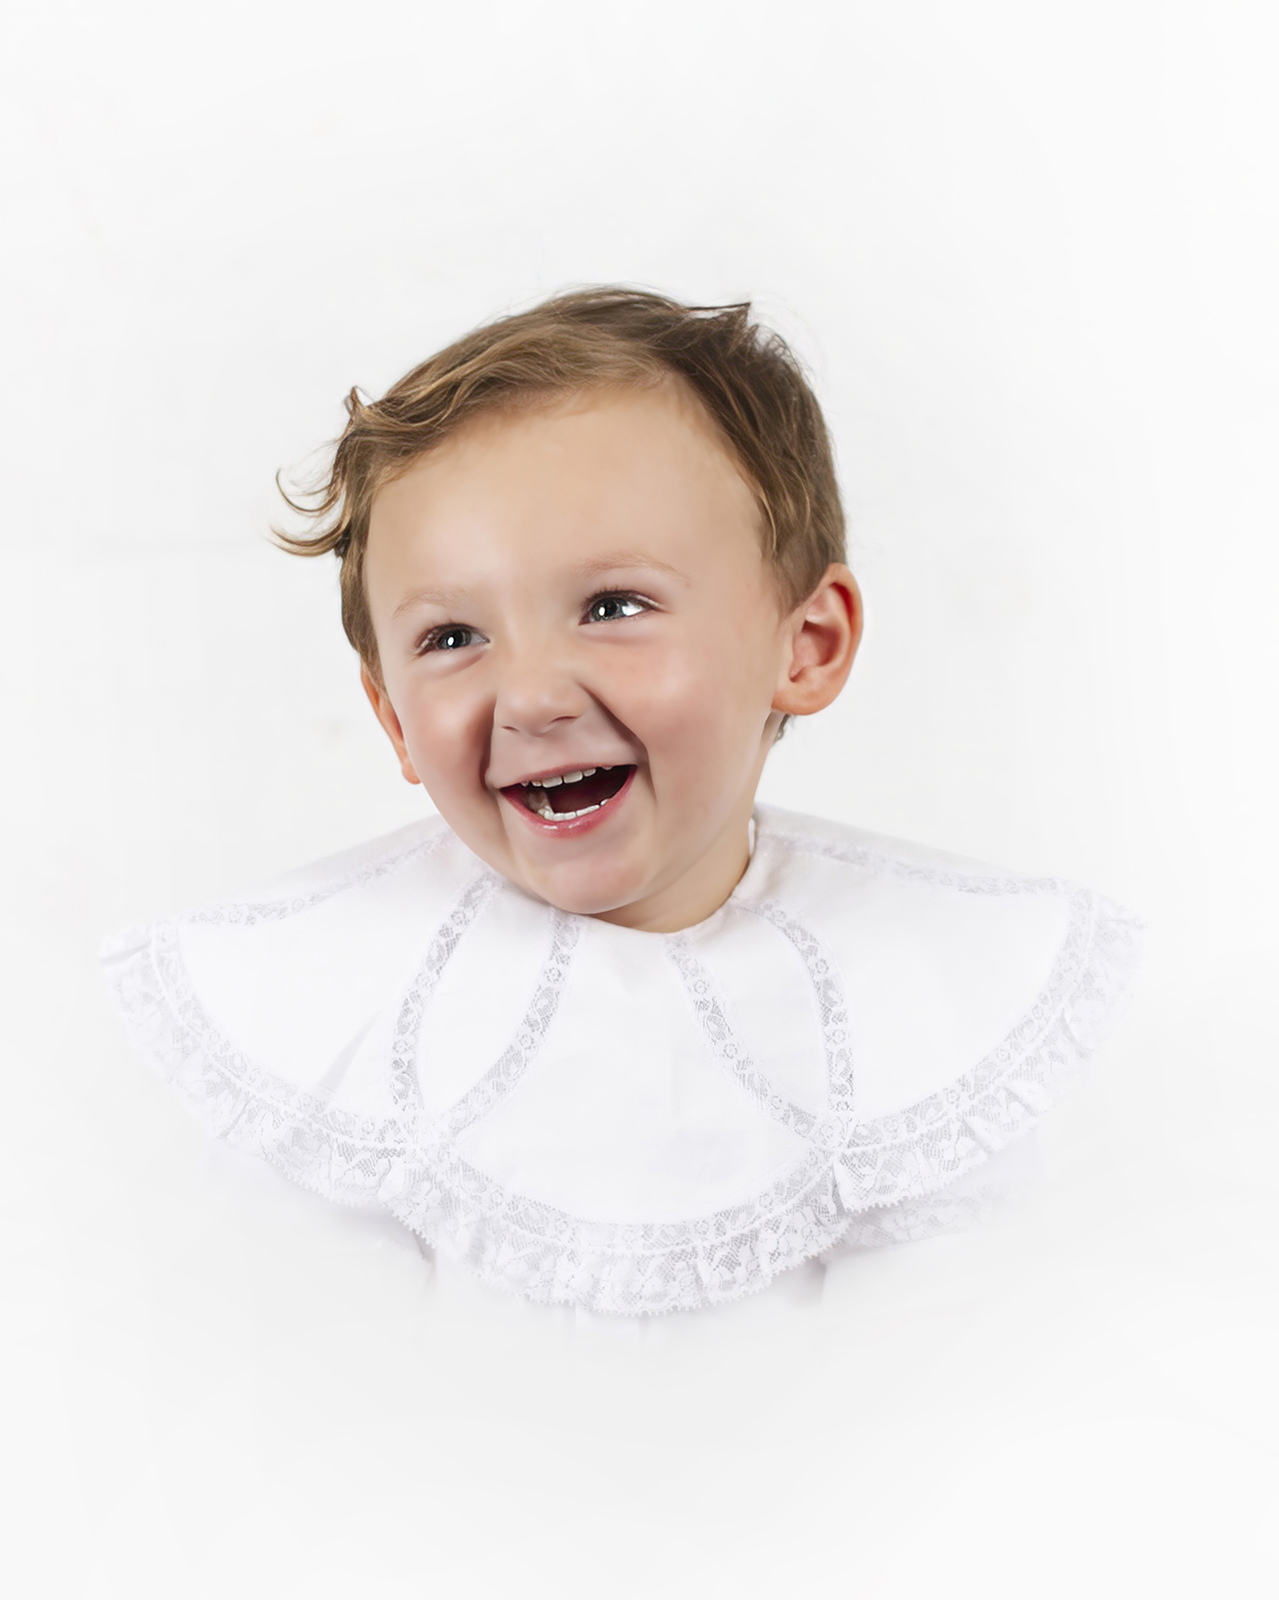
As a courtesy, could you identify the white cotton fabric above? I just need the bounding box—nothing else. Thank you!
[100,805,1140,1317]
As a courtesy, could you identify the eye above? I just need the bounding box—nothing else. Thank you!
[420,623,482,653]
[584,593,649,625]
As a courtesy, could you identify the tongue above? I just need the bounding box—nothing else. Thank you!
[545,766,630,813]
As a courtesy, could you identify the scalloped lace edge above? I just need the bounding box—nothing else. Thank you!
[101,883,1140,1318]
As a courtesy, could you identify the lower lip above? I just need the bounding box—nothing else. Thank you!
[501,767,637,838]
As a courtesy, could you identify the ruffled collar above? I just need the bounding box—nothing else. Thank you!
[101,806,1139,1315]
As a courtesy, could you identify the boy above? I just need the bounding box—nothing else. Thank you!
[104,289,1138,1316]
[281,288,860,932]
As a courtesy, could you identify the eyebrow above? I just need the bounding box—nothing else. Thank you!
[391,587,465,620]
[569,552,689,585]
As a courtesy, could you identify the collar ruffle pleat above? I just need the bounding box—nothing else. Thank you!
[100,806,1140,1316]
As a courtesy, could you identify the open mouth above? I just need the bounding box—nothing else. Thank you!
[507,764,634,822]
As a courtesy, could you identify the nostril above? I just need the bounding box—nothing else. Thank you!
[493,668,588,738]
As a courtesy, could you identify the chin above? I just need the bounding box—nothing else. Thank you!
[520,864,645,920]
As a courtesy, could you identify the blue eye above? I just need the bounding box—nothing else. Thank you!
[585,594,647,624]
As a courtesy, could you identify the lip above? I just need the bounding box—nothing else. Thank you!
[499,765,637,837]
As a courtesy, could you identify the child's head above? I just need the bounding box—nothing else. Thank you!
[280,288,860,931]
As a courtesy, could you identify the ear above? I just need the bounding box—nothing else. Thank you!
[361,665,422,786]
[772,564,862,717]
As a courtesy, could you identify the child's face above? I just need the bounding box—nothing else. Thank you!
[362,380,856,932]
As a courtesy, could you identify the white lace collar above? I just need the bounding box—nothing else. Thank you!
[100,806,1139,1316]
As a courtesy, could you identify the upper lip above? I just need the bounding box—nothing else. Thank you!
[493,760,634,790]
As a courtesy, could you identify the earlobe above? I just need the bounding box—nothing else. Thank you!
[772,564,862,719]
[360,665,422,786]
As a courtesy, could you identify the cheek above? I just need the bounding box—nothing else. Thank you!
[625,624,777,773]
[395,680,487,792]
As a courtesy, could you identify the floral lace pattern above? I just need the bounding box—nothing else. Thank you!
[387,871,499,1117]
[664,931,827,1142]
[408,908,581,1146]
[665,897,858,1150]
[101,814,1142,1316]
[185,826,447,929]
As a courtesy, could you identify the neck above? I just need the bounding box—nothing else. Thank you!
[592,807,755,934]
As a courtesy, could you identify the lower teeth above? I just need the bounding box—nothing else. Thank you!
[533,796,602,821]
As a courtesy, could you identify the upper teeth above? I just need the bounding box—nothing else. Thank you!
[527,767,605,788]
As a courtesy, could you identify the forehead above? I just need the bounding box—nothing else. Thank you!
[365,380,766,582]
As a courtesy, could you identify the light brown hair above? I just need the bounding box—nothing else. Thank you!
[275,287,846,679]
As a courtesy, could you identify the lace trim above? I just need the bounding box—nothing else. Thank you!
[768,825,1067,900]
[408,909,581,1144]
[102,827,1141,1316]
[378,887,1137,1314]
[664,934,825,1141]
[99,823,453,1208]
[740,897,857,1113]
[387,872,499,1116]
[185,823,447,928]
[105,919,409,1206]
[664,898,855,1146]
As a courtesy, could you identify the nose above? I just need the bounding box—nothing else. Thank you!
[492,634,589,738]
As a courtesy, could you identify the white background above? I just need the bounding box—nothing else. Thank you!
[3,2,1276,1596]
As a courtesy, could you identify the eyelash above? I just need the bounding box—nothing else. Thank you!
[582,591,651,624]
[415,592,652,654]
[418,623,480,654]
